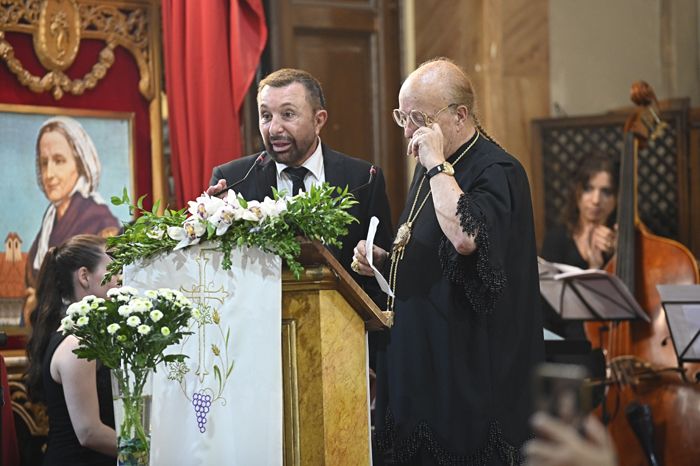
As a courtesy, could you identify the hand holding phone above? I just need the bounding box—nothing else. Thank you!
[533,362,591,427]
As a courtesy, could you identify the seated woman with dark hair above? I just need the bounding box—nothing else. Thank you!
[541,154,619,339]
[25,235,119,466]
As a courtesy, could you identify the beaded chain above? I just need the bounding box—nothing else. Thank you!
[386,132,480,312]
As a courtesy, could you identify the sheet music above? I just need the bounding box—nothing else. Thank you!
[553,268,606,281]
[537,256,648,322]
[658,285,700,361]
[537,258,602,280]
[366,216,394,298]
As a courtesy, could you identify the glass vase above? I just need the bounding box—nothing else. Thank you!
[111,367,153,466]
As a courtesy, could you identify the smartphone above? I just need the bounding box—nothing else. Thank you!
[533,362,591,427]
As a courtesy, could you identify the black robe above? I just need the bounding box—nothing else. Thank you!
[374,134,544,465]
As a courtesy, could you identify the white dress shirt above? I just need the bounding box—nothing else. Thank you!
[274,137,325,197]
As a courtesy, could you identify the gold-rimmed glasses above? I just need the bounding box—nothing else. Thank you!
[392,103,458,128]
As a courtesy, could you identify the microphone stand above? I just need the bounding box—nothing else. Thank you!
[211,153,265,197]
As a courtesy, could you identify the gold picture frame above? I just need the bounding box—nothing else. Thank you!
[0,0,165,347]
[0,103,136,337]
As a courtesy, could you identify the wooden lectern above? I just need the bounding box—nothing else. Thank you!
[281,240,392,466]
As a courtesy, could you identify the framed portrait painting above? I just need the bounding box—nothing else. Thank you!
[0,104,134,334]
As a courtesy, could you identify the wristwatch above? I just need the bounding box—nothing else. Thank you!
[425,161,455,178]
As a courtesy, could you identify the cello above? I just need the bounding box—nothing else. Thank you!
[585,81,700,466]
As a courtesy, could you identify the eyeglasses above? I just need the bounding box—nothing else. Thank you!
[392,103,459,128]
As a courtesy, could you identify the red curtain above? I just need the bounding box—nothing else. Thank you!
[162,0,268,207]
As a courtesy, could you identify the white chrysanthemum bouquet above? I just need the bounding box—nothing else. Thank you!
[61,287,194,465]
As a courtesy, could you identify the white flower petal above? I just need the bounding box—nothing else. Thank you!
[126,315,141,327]
[167,226,186,241]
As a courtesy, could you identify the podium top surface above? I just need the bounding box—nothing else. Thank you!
[285,240,392,331]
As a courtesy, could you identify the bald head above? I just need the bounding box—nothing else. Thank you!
[399,58,478,155]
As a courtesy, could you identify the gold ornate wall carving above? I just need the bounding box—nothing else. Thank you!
[0,0,155,101]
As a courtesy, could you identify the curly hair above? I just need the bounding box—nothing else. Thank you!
[561,154,619,235]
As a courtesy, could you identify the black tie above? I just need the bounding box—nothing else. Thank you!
[284,166,309,195]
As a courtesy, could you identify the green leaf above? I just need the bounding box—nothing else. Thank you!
[137,194,147,210]
[213,365,222,391]
[152,199,161,215]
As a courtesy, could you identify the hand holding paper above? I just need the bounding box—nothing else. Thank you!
[363,216,394,298]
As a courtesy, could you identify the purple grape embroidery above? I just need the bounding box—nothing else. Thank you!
[192,390,212,433]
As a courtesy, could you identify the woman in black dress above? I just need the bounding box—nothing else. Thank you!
[541,154,618,339]
[25,235,118,466]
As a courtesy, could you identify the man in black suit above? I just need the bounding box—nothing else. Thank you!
[208,68,393,306]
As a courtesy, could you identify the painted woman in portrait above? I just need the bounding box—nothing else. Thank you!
[24,116,121,321]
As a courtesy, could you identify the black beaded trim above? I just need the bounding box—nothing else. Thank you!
[374,409,524,465]
[438,193,506,314]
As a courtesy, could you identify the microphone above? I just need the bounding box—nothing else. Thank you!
[212,153,265,197]
[350,165,376,195]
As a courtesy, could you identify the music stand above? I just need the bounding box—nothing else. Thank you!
[538,257,649,323]
[657,285,700,375]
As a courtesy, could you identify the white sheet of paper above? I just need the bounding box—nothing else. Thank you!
[366,216,394,298]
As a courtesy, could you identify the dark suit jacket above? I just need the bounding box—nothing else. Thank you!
[210,145,394,306]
